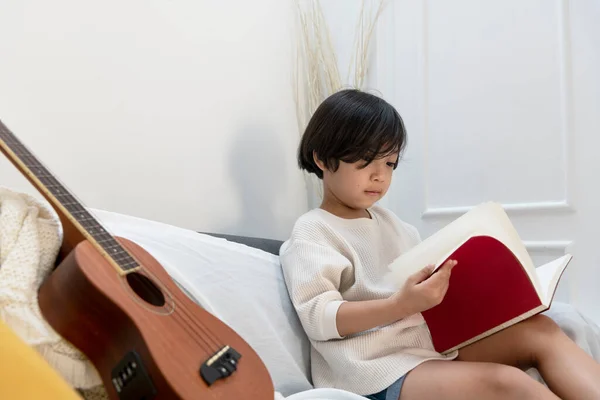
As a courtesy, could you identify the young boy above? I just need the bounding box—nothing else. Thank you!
[280,89,600,399]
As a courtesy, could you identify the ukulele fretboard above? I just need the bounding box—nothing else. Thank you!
[0,120,139,271]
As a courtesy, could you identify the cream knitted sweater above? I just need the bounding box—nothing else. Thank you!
[280,206,457,395]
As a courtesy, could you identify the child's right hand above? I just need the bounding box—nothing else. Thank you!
[390,259,458,315]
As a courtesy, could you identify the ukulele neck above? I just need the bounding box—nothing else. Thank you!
[0,119,139,274]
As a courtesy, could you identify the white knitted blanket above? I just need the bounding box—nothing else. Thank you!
[0,186,102,390]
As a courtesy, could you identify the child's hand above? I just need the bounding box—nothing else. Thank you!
[391,259,457,315]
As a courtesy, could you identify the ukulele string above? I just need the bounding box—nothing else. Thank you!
[88,227,230,353]
[79,231,223,352]
[81,208,226,353]
[0,124,227,355]
[93,224,229,352]
[38,176,225,354]
[138,265,227,349]
[129,264,224,352]
[81,209,224,353]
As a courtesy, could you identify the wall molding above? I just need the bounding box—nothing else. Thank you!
[422,200,574,219]
[421,0,573,218]
[524,240,573,253]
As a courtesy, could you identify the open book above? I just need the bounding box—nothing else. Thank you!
[387,202,572,354]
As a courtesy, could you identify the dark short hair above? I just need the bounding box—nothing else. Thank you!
[298,89,407,179]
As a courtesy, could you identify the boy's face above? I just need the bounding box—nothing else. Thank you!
[319,153,399,216]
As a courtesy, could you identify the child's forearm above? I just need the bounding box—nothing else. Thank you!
[335,297,415,337]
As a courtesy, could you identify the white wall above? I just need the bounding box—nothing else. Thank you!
[6,0,597,322]
[375,0,600,323]
[0,0,307,240]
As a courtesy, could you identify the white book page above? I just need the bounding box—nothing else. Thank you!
[387,202,542,296]
[536,254,573,306]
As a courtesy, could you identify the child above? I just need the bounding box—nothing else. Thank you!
[280,89,600,400]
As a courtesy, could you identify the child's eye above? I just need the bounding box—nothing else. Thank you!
[387,162,398,169]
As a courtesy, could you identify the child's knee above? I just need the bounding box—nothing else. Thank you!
[481,365,537,397]
[528,314,560,332]
[523,315,562,344]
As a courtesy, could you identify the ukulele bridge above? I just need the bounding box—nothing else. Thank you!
[200,345,241,386]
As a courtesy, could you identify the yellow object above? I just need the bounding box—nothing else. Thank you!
[0,320,81,399]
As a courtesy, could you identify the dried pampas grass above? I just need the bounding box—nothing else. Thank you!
[293,0,387,204]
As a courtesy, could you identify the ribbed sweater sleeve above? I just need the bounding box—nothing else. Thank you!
[280,239,349,341]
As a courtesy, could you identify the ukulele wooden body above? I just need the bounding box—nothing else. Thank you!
[0,119,273,400]
[38,237,273,400]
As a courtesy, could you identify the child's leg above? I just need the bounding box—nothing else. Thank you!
[400,359,558,399]
[457,314,600,400]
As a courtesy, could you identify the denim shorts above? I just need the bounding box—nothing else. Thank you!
[364,374,407,400]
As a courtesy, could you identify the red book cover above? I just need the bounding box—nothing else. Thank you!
[421,235,543,354]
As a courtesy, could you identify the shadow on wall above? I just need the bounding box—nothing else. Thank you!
[224,123,288,240]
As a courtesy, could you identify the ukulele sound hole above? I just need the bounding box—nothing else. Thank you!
[126,273,165,307]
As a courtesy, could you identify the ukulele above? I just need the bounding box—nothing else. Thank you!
[0,119,273,399]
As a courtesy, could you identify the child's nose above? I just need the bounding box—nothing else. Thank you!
[372,165,385,181]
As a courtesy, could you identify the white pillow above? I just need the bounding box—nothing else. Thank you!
[90,208,313,397]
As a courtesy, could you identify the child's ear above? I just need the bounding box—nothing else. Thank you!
[313,151,326,171]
